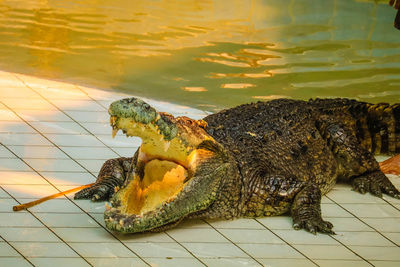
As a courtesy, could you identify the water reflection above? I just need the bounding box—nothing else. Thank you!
[0,0,399,111]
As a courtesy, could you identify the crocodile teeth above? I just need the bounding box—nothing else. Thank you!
[110,116,117,126]
[163,141,171,152]
[112,128,119,138]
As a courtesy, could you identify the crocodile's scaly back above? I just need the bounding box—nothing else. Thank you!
[310,98,400,154]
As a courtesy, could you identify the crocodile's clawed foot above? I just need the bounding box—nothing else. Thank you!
[379,154,400,176]
[293,217,335,235]
[291,184,335,235]
[74,183,113,201]
[352,171,400,199]
[74,157,131,202]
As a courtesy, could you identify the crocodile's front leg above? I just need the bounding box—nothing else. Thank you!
[291,183,334,235]
[244,174,333,234]
[75,156,134,201]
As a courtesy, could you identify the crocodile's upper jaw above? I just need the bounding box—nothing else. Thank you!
[104,98,218,233]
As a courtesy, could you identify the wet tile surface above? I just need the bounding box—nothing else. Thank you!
[1,70,400,266]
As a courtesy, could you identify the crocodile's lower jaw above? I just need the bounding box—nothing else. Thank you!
[103,153,193,233]
[117,158,188,216]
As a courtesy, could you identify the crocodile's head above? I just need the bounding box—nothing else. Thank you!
[104,98,227,233]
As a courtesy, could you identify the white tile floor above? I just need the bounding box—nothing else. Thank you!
[0,70,400,267]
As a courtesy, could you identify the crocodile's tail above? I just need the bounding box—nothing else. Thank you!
[349,101,400,155]
[311,98,400,155]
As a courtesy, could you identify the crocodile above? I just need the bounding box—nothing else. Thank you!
[74,97,400,234]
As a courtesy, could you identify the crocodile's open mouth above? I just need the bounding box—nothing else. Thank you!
[118,158,188,215]
[104,98,215,232]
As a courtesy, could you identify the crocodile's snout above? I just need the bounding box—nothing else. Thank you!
[109,97,157,124]
[109,97,178,141]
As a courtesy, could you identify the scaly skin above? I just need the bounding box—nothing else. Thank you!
[75,97,400,234]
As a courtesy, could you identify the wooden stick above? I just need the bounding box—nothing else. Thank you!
[12,183,95,211]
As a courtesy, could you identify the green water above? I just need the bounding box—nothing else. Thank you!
[0,0,399,111]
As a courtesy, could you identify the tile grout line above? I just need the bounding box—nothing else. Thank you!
[253,219,321,266]
[1,142,151,266]
[73,85,113,111]
[13,74,130,158]
[320,206,375,265]
[2,91,153,266]
[0,231,35,266]
[380,195,400,214]
[0,183,93,266]
[327,193,400,264]
[202,220,265,266]
[163,231,208,266]
[1,144,97,264]
[0,101,99,178]
[325,235,377,266]
[326,195,399,248]
[10,76,156,267]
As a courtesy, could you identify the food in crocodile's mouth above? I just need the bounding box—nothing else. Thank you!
[118,159,188,215]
